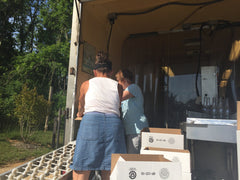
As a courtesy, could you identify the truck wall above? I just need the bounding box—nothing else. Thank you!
[74,10,240,129]
[121,27,240,127]
[76,5,128,98]
[66,1,240,179]
[120,27,240,180]
[72,5,129,137]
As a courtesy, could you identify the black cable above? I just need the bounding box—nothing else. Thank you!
[195,24,206,97]
[114,0,223,17]
[74,0,84,47]
[107,22,113,55]
[106,0,224,61]
[74,0,81,25]
[170,4,208,31]
[106,0,223,54]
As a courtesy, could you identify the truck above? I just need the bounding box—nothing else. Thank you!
[1,0,239,179]
[64,0,240,179]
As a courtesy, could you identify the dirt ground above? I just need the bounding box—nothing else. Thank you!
[0,140,40,175]
[0,159,31,174]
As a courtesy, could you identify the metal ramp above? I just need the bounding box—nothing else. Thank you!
[0,141,76,180]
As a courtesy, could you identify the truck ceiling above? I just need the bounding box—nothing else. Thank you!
[82,0,240,35]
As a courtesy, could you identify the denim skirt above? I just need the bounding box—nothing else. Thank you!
[70,112,126,171]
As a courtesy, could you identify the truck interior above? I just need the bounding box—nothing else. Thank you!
[2,1,240,180]
[64,0,240,179]
[72,0,240,126]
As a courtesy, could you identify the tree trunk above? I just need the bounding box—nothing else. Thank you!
[44,85,53,132]
[44,65,55,132]
[52,117,57,148]
[56,109,61,148]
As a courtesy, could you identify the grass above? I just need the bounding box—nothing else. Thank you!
[0,129,64,166]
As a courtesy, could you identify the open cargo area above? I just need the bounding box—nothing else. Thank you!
[63,0,240,179]
[1,0,240,179]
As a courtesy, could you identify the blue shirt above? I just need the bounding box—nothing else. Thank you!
[121,84,149,134]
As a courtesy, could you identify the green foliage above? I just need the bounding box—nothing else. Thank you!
[10,42,69,95]
[1,41,69,130]
[14,84,49,142]
[0,0,19,74]
[0,0,73,131]
[52,90,67,116]
[0,1,71,167]
[38,0,73,44]
[0,84,20,130]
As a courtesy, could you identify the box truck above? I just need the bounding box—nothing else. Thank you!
[64,0,240,179]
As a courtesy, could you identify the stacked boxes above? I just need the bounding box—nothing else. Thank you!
[237,101,240,179]
[141,128,184,150]
[110,127,192,180]
[140,128,191,180]
[110,154,182,180]
[141,147,191,180]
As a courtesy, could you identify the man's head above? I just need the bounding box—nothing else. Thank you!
[93,51,112,74]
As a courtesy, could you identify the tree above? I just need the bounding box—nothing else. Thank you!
[37,0,73,131]
[0,0,73,131]
[14,84,49,142]
[4,42,69,130]
[0,0,20,74]
[38,0,73,44]
[13,0,44,53]
[0,0,44,129]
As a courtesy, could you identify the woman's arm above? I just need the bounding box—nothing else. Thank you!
[117,83,123,102]
[122,90,134,101]
[77,80,89,118]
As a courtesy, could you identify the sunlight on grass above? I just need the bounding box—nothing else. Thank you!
[0,130,64,166]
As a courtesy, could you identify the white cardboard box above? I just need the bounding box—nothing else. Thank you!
[236,101,240,180]
[183,172,192,180]
[140,147,191,173]
[141,128,184,150]
[110,154,182,180]
[237,130,240,180]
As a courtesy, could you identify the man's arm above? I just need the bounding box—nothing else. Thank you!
[118,83,123,102]
[77,80,89,118]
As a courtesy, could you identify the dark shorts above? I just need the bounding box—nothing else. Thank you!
[70,112,126,171]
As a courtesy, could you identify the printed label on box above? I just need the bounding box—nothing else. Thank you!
[141,148,191,173]
[141,132,184,149]
[111,161,182,180]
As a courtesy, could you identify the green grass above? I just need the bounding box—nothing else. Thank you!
[0,129,64,166]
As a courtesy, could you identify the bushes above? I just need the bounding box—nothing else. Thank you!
[14,84,49,142]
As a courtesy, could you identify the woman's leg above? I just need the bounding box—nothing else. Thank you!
[101,170,110,180]
[72,170,90,180]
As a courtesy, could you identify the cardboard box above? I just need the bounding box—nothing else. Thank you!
[183,172,192,180]
[140,147,191,173]
[237,130,240,180]
[141,128,184,150]
[237,101,240,130]
[110,154,182,180]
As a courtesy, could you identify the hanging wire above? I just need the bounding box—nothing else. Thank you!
[195,23,207,97]
[106,0,224,55]
[170,4,208,31]
[74,0,81,25]
[113,0,223,17]
[107,21,114,55]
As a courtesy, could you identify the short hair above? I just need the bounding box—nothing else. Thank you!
[94,51,112,74]
[115,69,134,83]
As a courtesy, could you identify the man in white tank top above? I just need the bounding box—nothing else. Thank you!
[84,77,121,116]
[70,51,126,180]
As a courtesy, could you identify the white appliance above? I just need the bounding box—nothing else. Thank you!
[201,66,218,105]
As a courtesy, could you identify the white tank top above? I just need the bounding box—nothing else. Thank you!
[84,77,120,116]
